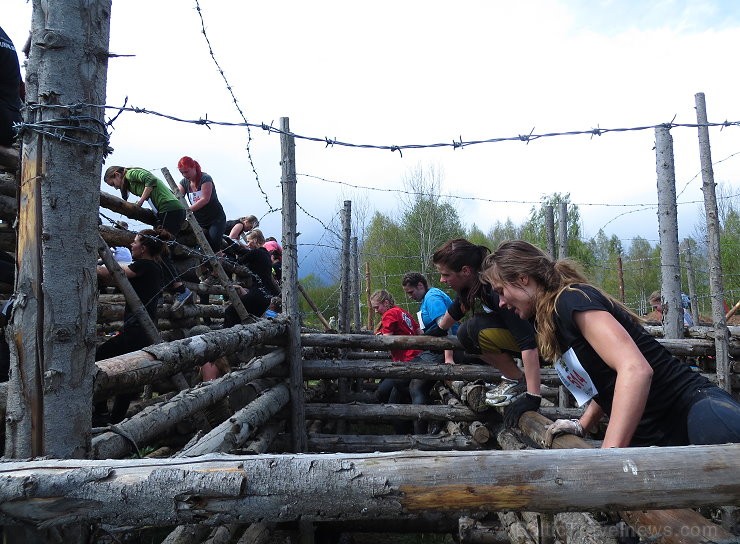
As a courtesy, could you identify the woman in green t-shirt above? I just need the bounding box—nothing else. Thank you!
[103,166,193,310]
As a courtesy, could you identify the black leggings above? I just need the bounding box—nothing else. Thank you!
[223,289,270,327]
[157,209,186,238]
[95,329,152,423]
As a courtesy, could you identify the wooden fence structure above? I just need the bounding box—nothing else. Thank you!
[0,4,738,540]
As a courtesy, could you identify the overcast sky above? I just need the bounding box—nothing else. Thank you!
[5,1,740,276]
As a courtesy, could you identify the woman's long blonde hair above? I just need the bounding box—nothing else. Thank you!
[484,240,638,361]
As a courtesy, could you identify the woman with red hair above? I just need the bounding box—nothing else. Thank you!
[177,156,226,252]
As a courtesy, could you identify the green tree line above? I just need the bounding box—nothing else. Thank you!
[299,168,740,330]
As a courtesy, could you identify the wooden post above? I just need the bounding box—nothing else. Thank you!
[545,205,556,258]
[337,201,352,429]
[655,125,683,339]
[5,3,111,542]
[161,167,251,323]
[365,262,373,330]
[557,202,567,258]
[616,254,625,303]
[280,116,306,452]
[682,240,701,325]
[338,200,351,333]
[351,235,361,332]
[695,92,730,391]
[297,282,332,331]
[6,0,111,462]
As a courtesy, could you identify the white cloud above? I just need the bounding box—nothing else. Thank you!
[5,0,740,271]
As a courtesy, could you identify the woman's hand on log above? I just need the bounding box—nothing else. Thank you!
[543,418,585,448]
[503,392,541,428]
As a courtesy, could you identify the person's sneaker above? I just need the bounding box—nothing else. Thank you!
[171,287,193,311]
[484,377,526,407]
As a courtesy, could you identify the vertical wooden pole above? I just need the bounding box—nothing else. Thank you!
[279,117,306,451]
[545,205,556,258]
[365,262,373,331]
[6,0,111,461]
[5,2,111,541]
[617,254,626,303]
[351,236,361,332]
[695,92,730,390]
[557,203,568,258]
[655,126,683,339]
[338,201,351,334]
[682,240,700,326]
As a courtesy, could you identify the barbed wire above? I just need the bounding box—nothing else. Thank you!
[192,0,274,212]
[23,101,740,157]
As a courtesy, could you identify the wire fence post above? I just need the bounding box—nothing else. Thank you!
[655,125,683,339]
[280,116,306,451]
[365,262,373,331]
[339,200,352,334]
[682,239,700,326]
[617,254,625,303]
[557,202,568,258]
[545,205,556,257]
[695,92,730,391]
[352,236,361,332]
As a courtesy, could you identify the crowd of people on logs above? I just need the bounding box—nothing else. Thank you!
[1,27,738,447]
[95,159,282,424]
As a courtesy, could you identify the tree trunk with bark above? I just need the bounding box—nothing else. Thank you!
[6,0,111,462]
[0,446,737,528]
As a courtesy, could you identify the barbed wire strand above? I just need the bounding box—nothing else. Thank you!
[193,0,274,212]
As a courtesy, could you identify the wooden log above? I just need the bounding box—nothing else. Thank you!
[235,523,273,544]
[467,421,490,444]
[497,421,618,544]
[305,403,480,422]
[91,350,285,459]
[297,282,332,331]
[0,446,737,528]
[160,525,211,544]
[244,422,285,455]
[93,318,288,396]
[100,190,159,226]
[449,381,489,413]
[301,333,461,351]
[516,412,734,543]
[496,512,536,544]
[96,302,225,322]
[301,331,740,358]
[458,516,509,544]
[553,512,619,544]
[271,433,483,453]
[178,384,290,457]
[298,359,504,381]
[644,324,740,339]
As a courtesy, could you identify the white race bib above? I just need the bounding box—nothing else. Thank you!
[416,311,425,329]
[555,348,598,407]
[188,189,203,204]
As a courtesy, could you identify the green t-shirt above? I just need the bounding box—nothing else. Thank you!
[124,168,184,213]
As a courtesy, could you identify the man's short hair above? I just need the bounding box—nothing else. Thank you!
[402,272,428,289]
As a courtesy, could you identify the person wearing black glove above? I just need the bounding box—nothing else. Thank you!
[503,392,542,428]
